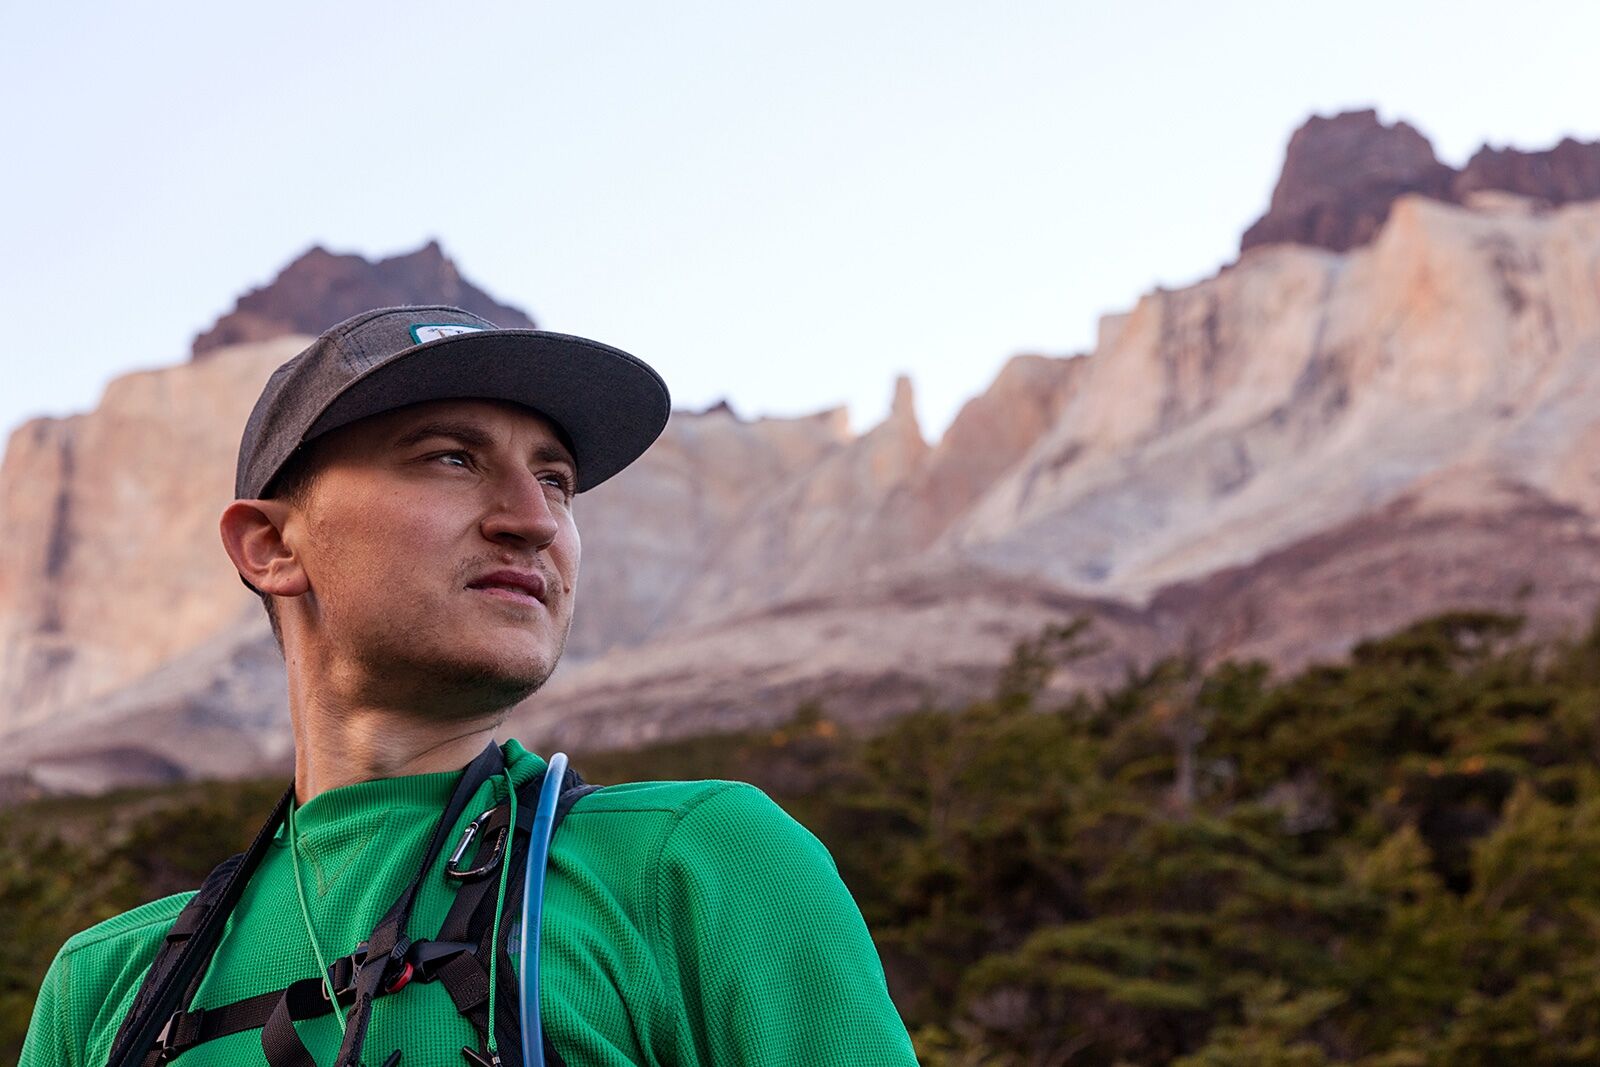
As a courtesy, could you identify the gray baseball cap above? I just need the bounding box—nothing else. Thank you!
[235,304,671,500]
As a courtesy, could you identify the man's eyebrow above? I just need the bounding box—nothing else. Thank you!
[393,421,496,450]
[392,420,576,468]
[528,442,577,468]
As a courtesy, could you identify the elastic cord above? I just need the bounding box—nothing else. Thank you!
[485,767,519,1058]
[288,799,348,1033]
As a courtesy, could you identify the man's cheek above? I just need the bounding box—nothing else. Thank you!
[565,526,581,595]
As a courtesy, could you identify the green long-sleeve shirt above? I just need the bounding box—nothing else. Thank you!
[20,740,917,1066]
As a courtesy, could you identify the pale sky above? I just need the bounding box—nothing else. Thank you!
[3,0,1598,461]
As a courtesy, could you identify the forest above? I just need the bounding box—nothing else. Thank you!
[7,608,1600,1065]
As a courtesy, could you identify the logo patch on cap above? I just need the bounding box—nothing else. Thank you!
[410,323,487,344]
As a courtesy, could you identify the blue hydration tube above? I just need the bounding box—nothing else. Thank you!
[519,751,568,1067]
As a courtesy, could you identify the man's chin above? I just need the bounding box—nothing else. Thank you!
[373,648,561,716]
[441,653,557,701]
[352,619,569,707]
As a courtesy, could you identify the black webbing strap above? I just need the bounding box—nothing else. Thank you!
[157,981,314,1065]
[146,937,480,1063]
[438,769,599,1067]
[258,975,335,1067]
[433,772,544,1067]
[105,781,296,1067]
[123,868,239,1067]
[260,742,509,1067]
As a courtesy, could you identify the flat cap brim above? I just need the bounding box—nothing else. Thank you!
[290,329,671,495]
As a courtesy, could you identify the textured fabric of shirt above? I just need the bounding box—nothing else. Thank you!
[19,740,918,1066]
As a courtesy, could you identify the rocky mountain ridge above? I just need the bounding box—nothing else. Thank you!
[1242,108,1600,253]
[191,241,535,357]
[7,112,1600,794]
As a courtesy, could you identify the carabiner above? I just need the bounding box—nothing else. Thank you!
[446,807,507,880]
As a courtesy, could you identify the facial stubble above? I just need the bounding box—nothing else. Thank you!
[330,573,573,722]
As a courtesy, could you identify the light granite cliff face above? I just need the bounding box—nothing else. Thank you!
[514,193,1600,752]
[0,337,302,737]
[663,375,931,626]
[951,194,1600,600]
[838,355,1090,584]
[562,401,852,659]
[9,117,1600,793]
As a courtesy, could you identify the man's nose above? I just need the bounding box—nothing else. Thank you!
[479,470,561,549]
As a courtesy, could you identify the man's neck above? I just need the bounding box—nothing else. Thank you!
[292,713,502,802]
[286,652,509,803]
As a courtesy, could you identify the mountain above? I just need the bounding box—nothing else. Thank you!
[1242,108,1600,254]
[520,187,1600,749]
[1239,109,1456,253]
[8,114,1600,794]
[191,241,535,357]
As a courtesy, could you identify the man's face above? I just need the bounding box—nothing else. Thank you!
[279,397,581,714]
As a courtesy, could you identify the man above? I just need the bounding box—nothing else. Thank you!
[20,306,918,1066]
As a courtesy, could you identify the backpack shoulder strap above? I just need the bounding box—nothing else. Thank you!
[103,781,295,1067]
[440,766,599,1067]
[104,853,242,1063]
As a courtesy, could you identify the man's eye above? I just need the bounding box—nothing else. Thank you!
[434,451,472,468]
[540,471,576,498]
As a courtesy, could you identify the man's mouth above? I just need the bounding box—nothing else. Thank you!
[466,569,548,605]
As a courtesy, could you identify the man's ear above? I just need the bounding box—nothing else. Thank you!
[220,499,310,597]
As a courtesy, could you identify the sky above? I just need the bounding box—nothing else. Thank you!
[3,0,1599,460]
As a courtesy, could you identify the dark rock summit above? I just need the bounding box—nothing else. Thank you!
[1456,137,1600,205]
[1241,109,1455,254]
[1242,110,1600,255]
[191,241,536,358]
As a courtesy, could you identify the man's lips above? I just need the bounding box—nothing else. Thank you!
[466,569,548,604]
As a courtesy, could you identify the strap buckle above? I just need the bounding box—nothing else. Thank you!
[445,807,507,881]
[324,938,422,1003]
[153,1008,200,1061]
[323,945,363,1003]
[153,1012,177,1060]
[406,939,478,983]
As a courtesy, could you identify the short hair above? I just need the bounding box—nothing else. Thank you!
[258,445,324,654]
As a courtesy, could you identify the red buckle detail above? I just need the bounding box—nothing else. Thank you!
[384,961,414,994]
